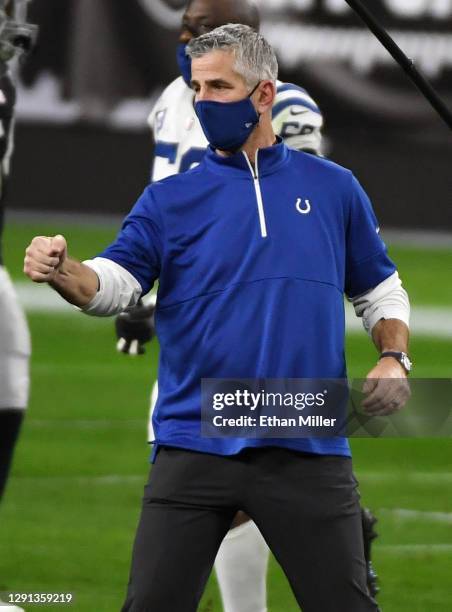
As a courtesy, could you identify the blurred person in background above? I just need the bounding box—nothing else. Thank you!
[0,2,37,610]
[113,1,380,611]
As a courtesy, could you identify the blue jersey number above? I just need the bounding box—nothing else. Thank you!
[180,147,206,173]
[280,122,315,139]
[153,142,206,176]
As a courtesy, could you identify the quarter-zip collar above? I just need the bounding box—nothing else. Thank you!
[203,136,290,178]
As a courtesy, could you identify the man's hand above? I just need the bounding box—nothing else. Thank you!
[24,235,98,308]
[115,299,156,355]
[24,235,67,283]
[361,357,411,416]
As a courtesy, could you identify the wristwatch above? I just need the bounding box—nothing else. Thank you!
[379,351,412,374]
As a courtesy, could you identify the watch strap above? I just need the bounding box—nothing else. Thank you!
[379,351,411,373]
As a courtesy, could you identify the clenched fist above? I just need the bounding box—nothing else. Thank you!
[24,234,67,283]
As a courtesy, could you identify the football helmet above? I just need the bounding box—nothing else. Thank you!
[0,0,37,62]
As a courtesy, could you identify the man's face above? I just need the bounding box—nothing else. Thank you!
[180,0,244,43]
[191,49,251,104]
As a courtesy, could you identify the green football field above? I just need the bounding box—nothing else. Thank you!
[1,221,451,611]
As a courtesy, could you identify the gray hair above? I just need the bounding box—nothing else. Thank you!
[186,24,278,87]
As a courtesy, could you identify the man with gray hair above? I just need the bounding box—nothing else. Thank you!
[24,24,410,611]
[115,3,327,611]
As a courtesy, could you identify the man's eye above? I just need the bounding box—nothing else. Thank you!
[181,23,196,37]
[199,24,212,33]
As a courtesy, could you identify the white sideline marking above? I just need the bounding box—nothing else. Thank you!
[345,303,452,338]
[15,283,74,313]
[17,474,452,491]
[26,418,144,429]
[11,470,452,487]
[379,544,452,554]
[380,508,452,524]
[360,472,452,484]
[11,474,145,485]
[12,282,452,338]
[382,229,452,249]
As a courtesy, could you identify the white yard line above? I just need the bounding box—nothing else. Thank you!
[378,544,452,554]
[11,474,146,485]
[382,229,452,249]
[11,470,452,486]
[6,208,124,228]
[379,508,452,524]
[359,472,452,484]
[15,282,74,313]
[14,282,452,338]
[345,303,452,338]
[26,418,145,429]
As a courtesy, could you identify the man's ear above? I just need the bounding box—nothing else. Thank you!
[254,80,276,114]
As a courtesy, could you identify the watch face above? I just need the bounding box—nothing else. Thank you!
[401,353,412,371]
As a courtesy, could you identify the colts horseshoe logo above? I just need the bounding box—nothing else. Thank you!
[296,198,311,214]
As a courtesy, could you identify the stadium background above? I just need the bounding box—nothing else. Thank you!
[1,1,451,610]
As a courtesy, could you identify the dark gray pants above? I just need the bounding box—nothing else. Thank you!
[122,446,379,612]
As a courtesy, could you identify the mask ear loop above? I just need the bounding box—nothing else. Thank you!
[248,81,263,129]
[248,81,261,98]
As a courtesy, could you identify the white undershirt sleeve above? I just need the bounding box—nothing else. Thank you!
[77,257,143,317]
[349,270,410,334]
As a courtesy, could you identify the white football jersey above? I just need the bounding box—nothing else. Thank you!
[148,77,323,182]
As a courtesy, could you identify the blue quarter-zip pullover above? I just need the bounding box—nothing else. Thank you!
[100,141,396,459]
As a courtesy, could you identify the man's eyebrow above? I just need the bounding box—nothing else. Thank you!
[190,78,233,88]
[206,79,234,87]
[189,78,235,89]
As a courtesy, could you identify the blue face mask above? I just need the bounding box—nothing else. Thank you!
[176,43,192,86]
[195,83,261,152]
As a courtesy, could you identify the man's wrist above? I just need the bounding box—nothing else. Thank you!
[49,260,99,307]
